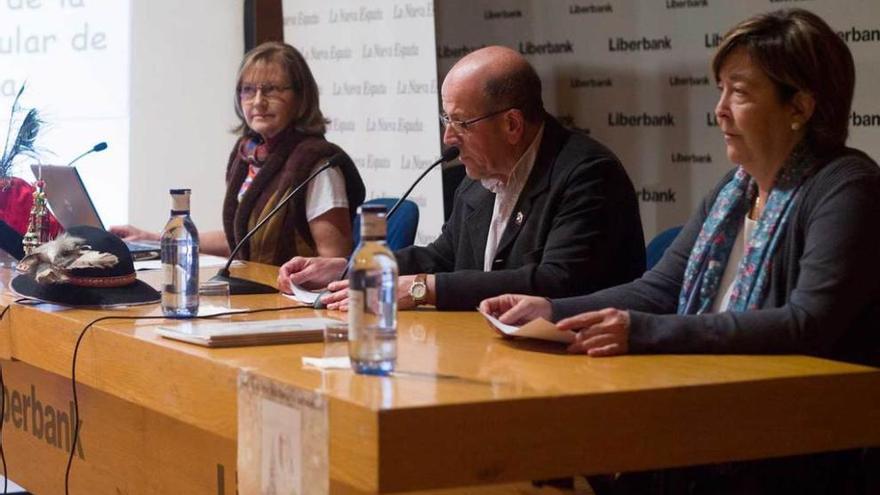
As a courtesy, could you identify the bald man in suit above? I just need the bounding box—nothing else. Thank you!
[278,46,645,311]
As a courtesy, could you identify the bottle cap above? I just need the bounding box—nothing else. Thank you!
[170,188,191,212]
[359,204,386,239]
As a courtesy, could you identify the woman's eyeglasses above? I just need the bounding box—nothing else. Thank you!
[238,83,293,101]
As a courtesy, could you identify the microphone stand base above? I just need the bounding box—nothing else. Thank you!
[209,273,277,295]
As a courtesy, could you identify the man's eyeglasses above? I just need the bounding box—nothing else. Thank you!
[238,83,293,101]
[439,107,514,134]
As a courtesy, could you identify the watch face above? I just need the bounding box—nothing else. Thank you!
[411,284,427,299]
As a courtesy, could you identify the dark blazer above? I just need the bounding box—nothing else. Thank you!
[395,115,645,310]
[553,148,880,366]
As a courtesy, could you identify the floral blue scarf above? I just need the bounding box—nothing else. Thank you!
[677,147,816,314]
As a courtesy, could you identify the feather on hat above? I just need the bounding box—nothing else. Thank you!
[16,233,118,284]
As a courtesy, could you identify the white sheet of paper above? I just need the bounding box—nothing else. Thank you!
[302,356,351,369]
[196,304,249,317]
[479,310,576,344]
[284,283,322,305]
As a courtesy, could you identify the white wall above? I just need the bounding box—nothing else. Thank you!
[128,0,244,232]
[282,0,444,244]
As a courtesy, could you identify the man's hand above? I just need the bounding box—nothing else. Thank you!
[556,308,630,357]
[319,274,423,311]
[277,256,347,293]
[478,294,552,325]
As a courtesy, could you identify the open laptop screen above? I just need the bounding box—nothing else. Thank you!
[29,165,104,230]
[29,164,160,260]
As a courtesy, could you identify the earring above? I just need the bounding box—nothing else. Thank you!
[791,121,801,131]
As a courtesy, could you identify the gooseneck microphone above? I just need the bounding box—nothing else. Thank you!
[66,142,108,167]
[386,146,459,219]
[312,146,460,309]
[212,153,346,295]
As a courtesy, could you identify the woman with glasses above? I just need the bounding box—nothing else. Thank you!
[113,42,364,265]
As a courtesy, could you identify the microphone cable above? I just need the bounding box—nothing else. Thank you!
[0,298,30,495]
[61,303,314,495]
[0,303,9,495]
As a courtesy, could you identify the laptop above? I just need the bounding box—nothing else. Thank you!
[30,165,161,261]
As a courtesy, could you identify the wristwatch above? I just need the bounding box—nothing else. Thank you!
[409,274,428,306]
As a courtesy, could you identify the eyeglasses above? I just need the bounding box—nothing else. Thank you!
[439,107,514,134]
[238,83,293,101]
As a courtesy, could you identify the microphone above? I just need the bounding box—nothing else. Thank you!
[312,146,459,309]
[211,153,346,295]
[387,146,459,219]
[66,142,108,167]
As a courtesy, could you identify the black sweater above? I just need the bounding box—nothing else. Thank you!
[553,149,880,366]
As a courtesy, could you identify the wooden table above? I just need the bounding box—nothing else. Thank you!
[1,264,879,494]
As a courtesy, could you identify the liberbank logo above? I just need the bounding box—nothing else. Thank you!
[608,112,676,127]
[639,188,677,203]
[436,44,485,59]
[569,3,613,14]
[571,77,612,89]
[669,75,710,86]
[609,36,672,52]
[672,152,712,163]
[3,384,85,459]
[519,40,574,55]
[666,0,708,7]
[837,26,880,43]
[484,9,522,20]
[851,112,880,127]
[705,32,723,48]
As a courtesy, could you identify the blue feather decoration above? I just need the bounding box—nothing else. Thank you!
[1,83,43,178]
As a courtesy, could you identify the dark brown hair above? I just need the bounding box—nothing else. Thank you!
[712,9,855,156]
[233,41,327,136]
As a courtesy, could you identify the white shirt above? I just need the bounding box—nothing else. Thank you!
[711,216,758,312]
[483,124,545,271]
[305,166,348,221]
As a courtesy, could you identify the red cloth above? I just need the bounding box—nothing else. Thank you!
[0,177,63,237]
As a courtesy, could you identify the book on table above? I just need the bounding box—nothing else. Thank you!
[156,317,339,347]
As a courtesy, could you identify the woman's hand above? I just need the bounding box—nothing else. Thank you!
[109,224,159,242]
[479,294,552,325]
[556,308,630,357]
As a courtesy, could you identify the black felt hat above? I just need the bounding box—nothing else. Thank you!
[11,225,160,307]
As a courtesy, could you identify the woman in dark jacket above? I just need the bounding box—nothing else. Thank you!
[483,8,879,366]
[481,9,879,494]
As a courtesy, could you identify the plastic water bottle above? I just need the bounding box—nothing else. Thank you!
[348,204,398,375]
[161,189,199,317]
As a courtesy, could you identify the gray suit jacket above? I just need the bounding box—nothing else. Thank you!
[395,115,646,310]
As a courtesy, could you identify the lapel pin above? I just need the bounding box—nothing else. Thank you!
[515,211,524,225]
